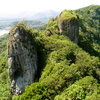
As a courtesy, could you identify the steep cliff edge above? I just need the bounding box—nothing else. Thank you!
[46,10,79,43]
[59,10,79,43]
[8,24,37,95]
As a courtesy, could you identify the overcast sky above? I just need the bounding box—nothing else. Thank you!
[0,0,100,18]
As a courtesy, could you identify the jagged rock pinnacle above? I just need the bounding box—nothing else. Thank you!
[8,24,37,95]
[59,10,79,43]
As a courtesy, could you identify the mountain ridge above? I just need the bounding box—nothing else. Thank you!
[0,5,100,100]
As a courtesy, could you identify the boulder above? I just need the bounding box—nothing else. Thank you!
[45,30,52,36]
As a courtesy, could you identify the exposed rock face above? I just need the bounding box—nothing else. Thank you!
[46,10,79,43]
[45,30,52,36]
[59,10,79,43]
[8,24,37,95]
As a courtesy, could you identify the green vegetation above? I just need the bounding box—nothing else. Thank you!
[0,5,100,100]
[46,10,79,36]
[55,76,100,100]
[75,5,100,57]
[0,35,12,99]
[46,18,59,35]
[0,20,46,30]
[59,10,78,20]
[14,32,100,100]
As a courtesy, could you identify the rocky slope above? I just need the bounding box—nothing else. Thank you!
[8,24,37,95]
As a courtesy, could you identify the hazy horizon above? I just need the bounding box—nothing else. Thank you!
[0,0,100,19]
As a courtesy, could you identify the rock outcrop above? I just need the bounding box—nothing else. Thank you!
[45,30,52,36]
[46,10,79,43]
[58,10,79,43]
[8,24,37,95]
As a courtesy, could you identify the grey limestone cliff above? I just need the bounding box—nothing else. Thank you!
[46,10,79,43]
[8,24,37,95]
[58,10,79,43]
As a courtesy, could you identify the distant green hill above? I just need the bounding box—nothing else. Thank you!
[0,20,46,30]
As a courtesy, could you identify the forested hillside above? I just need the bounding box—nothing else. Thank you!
[0,5,100,100]
[0,35,12,99]
[75,5,100,57]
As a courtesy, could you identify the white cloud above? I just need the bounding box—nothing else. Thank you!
[0,0,99,18]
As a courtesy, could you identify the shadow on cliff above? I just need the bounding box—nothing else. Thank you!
[35,42,48,81]
[78,35,100,57]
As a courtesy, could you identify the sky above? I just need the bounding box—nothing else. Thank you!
[0,0,100,18]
